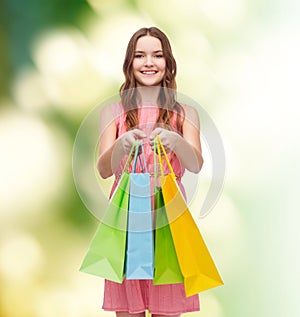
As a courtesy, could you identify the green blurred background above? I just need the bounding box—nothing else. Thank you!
[0,0,299,316]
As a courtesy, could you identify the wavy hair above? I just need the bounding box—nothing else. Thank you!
[120,27,185,133]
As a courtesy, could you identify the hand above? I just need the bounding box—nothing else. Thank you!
[149,128,180,153]
[118,129,147,155]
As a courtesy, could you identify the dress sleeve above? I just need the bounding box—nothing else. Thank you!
[111,101,130,138]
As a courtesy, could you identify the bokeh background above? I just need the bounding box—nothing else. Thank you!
[1,0,299,316]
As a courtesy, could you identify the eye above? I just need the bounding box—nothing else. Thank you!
[154,54,164,58]
[134,54,144,58]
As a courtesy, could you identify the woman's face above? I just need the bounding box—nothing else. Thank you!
[132,35,166,87]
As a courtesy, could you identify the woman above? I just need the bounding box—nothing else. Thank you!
[97,27,203,317]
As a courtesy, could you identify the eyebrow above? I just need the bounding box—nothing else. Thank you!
[134,50,163,53]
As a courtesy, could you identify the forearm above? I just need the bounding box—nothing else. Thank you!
[97,128,147,179]
[173,134,203,173]
[97,139,124,179]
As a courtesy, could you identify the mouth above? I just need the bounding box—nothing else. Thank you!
[140,70,158,75]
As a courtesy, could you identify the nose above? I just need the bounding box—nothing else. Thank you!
[144,55,154,67]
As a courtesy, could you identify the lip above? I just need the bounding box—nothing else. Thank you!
[140,70,158,75]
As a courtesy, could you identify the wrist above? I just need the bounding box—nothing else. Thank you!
[112,138,125,167]
[172,132,182,152]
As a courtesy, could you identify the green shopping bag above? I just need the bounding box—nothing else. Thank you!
[153,185,184,285]
[79,144,136,283]
[79,172,130,282]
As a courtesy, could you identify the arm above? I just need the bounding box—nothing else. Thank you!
[149,105,203,173]
[96,105,119,179]
[97,105,146,179]
[176,105,203,173]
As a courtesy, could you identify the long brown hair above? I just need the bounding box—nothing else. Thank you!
[120,27,185,133]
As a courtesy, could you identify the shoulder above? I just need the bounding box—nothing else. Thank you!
[99,102,124,134]
[99,102,125,123]
[100,101,123,116]
[180,103,200,127]
[180,103,198,116]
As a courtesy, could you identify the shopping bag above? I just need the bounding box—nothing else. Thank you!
[156,136,224,296]
[79,172,129,282]
[153,186,184,284]
[125,141,154,279]
[79,144,136,283]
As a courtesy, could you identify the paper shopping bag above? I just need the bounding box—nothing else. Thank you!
[161,174,224,295]
[156,136,224,296]
[125,141,154,279]
[153,186,184,285]
[79,171,130,283]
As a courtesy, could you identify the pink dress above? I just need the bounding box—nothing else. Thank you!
[102,102,200,315]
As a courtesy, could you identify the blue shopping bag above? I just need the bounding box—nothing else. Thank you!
[125,141,154,279]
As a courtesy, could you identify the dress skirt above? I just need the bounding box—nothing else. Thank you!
[103,279,200,315]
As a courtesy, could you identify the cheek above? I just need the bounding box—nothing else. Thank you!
[132,59,142,71]
[159,60,166,72]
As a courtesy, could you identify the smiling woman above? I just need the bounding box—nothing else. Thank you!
[90,26,204,317]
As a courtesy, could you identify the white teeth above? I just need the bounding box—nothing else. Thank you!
[142,71,156,74]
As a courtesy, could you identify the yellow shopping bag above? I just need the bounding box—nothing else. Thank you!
[156,136,224,297]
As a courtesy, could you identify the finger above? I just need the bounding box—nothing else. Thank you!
[158,134,166,145]
[149,142,156,152]
[126,135,136,149]
[153,128,163,135]
[149,128,162,140]
[132,129,147,139]
[160,142,169,153]
[125,139,133,151]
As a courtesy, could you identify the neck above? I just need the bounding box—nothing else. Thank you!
[136,86,161,103]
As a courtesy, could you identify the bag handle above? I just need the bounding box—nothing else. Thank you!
[133,140,148,173]
[154,136,158,188]
[155,136,176,179]
[120,140,138,175]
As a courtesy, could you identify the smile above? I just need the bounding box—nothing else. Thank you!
[140,71,158,75]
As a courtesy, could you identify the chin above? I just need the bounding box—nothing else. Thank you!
[138,80,163,87]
